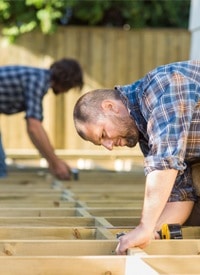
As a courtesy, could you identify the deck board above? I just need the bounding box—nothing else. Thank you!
[0,168,199,274]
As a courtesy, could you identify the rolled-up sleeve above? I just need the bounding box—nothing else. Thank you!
[143,73,198,175]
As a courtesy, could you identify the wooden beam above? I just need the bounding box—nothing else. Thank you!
[0,217,107,227]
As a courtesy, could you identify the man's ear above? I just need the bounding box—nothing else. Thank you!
[101,100,118,113]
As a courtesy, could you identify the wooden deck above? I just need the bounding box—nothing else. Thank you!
[0,167,199,274]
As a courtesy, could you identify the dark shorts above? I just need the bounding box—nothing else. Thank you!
[184,162,200,226]
[184,197,200,226]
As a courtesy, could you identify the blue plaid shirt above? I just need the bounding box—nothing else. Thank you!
[0,65,50,121]
[116,60,200,202]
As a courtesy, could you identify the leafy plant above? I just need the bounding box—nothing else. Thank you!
[0,0,191,42]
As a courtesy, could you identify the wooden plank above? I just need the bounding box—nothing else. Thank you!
[69,187,144,194]
[0,189,66,195]
[0,208,88,217]
[0,240,118,256]
[2,168,200,274]
[154,30,169,65]
[103,28,118,87]
[142,256,200,274]
[127,30,143,82]
[0,255,200,275]
[72,192,144,201]
[0,227,115,240]
[0,227,97,240]
[0,201,77,208]
[0,217,108,227]
[77,200,143,208]
[5,167,145,185]
[115,30,129,84]
[0,256,127,275]
[0,193,63,201]
[141,29,156,74]
[182,226,200,239]
[85,208,141,217]
[129,244,200,274]
[105,217,140,227]
[141,240,200,255]
[166,30,190,62]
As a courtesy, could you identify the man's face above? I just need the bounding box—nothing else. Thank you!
[78,113,139,151]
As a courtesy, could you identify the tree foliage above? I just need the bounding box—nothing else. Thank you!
[0,0,191,42]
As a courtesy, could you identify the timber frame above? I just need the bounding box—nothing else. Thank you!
[0,167,199,274]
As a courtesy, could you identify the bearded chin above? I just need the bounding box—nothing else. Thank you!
[126,137,137,148]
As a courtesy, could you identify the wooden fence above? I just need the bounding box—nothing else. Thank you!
[0,26,190,166]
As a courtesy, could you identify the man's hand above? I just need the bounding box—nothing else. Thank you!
[27,118,72,180]
[48,158,71,180]
[115,169,193,255]
[115,199,194,255]
[115,224,154,255]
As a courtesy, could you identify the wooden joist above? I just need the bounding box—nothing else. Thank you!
[0,217,112,227]
[0,168,200,274]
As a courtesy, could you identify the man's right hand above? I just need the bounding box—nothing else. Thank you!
[48,158,71,180]
[115,224,154,255]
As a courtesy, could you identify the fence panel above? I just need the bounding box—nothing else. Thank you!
[0,27,190,155]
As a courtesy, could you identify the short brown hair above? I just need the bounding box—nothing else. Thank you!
[50,58,83,91]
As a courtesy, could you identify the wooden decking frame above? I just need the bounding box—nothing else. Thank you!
[0,168,199,274]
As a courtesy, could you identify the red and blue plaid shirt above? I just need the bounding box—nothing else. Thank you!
[116,60,200,202]
[0,65,50,121]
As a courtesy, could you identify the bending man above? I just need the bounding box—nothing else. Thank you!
[73,60,200,254]
[0,58,83,180]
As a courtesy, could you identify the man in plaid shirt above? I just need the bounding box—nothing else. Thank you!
[0,58,83,180]
[73,60,200,254]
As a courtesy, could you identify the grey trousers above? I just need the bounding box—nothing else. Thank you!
[184,163,200,226]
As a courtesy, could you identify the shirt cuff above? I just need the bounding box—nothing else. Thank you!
[144,155,186,175]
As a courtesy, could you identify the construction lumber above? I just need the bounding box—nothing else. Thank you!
[0,168,199,274]
[0,227,115,240]
[0,217,111,227]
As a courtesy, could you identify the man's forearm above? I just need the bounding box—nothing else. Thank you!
[140,169,178,231]
[26,118,58,164]
[26,118,71,180]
